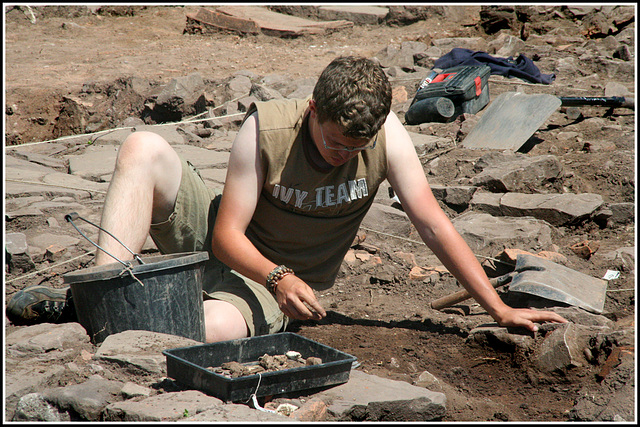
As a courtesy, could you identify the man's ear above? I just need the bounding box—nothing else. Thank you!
[308,99,317,117]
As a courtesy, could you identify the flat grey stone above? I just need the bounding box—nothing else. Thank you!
[121,382,153,399]
[42,375,125,421]
[5,156,109,198]
[452,212,554,253]
[172,144,230,170]
[197,168,227,186]
[5,206,45,219]
[468,325,536,351]
[95,330,201,375]
[182,402,287,422]
[5,365,67,405]
[6,323,90,353]
[318,5,389,24]
[28,233,81,252]
[407,132,449,155]
[470,154,563,193]
[13,393,67,422]
[470,191,504,216]
[362,202,412,237]
[5,232,29,255]
[316,370,446,421]
[83,125,185,146]
[66,144,118,181]
[499,192,603,226]
[9,150,67,170]
[103,390,222,422]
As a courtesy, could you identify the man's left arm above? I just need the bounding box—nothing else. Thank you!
[383,112,568,331]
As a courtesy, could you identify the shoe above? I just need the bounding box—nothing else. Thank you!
[6,285,76,325]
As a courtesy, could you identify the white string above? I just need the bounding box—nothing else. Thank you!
[247,372,277,413]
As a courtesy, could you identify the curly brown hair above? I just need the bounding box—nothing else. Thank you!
[312,56,392,140]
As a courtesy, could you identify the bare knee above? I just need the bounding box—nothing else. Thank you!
[116,131,174,170]
[203,300,249,343]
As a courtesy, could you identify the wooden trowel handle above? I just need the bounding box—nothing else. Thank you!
[430,272,515,311]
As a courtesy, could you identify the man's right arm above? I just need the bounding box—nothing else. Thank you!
[211,112,325,321]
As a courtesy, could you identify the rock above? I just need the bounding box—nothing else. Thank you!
[81,125,185,146]
[9,150,68,171]
[171,144,230,170]
[152,73,207,122]
[317,5,389,25]
[533,323,598,373]
[28,233,80,254]
[470,154,563,193]
[602,247,635,272]
[452,212,554,254]
[570,352,635,421]
[361,203,412,238]
[414,370,442,389]
[183,400,287,422]
[94,330,201,375]
[45,244,67,262]
[406,132,449,156]
[498,192,604,226]
[5,232,36,273]
[375,41,429,70]
[226,74,252,98]
[607,202,634,226]
[13,393,67,422]
[431,37,489,54]
[479,5,519,34]
[468,325,536,351]
[249,83,284,101]
[237,95,260,112]
[120,382,153,399]
[291,397,328,421]
[489,33,526,57]
[6,322,90,353]
[469,191,503,216]
[316,370,446,421]
[41,375,125,421]
[391,85,408,104]
[104,390,223,421]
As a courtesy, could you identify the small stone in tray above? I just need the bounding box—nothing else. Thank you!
[206,352,324,378]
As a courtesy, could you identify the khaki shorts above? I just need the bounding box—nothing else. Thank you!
[149,157,288,336]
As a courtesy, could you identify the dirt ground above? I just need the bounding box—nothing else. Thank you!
[3,5,636,422]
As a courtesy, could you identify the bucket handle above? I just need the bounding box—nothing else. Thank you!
[65,212,146,265]
[65,212,147,287]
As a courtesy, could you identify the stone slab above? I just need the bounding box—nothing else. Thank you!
[452,212,554,253]
[103,390,222,422]
[316,370,446,421]
[42,375,125,421]
[95,330,201,375]
[318,5,389,24]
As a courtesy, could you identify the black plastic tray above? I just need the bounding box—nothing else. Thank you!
[163,332,357,402]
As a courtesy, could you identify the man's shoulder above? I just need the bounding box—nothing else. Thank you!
[254,97,311,131]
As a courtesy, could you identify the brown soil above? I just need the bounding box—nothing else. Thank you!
[4,5,636,422]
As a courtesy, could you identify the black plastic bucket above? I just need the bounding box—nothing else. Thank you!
[63,251,209,344]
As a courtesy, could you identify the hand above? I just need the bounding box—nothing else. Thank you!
[274,274,327,321]
[494,307,569,332]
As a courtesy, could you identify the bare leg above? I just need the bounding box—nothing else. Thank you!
[203,300,249,342]
[95,131,182,265]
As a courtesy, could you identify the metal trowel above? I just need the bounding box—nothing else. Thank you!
[508,254,608,314]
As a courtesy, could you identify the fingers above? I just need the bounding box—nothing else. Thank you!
[502,308,570,332]
[275,277,326,321]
